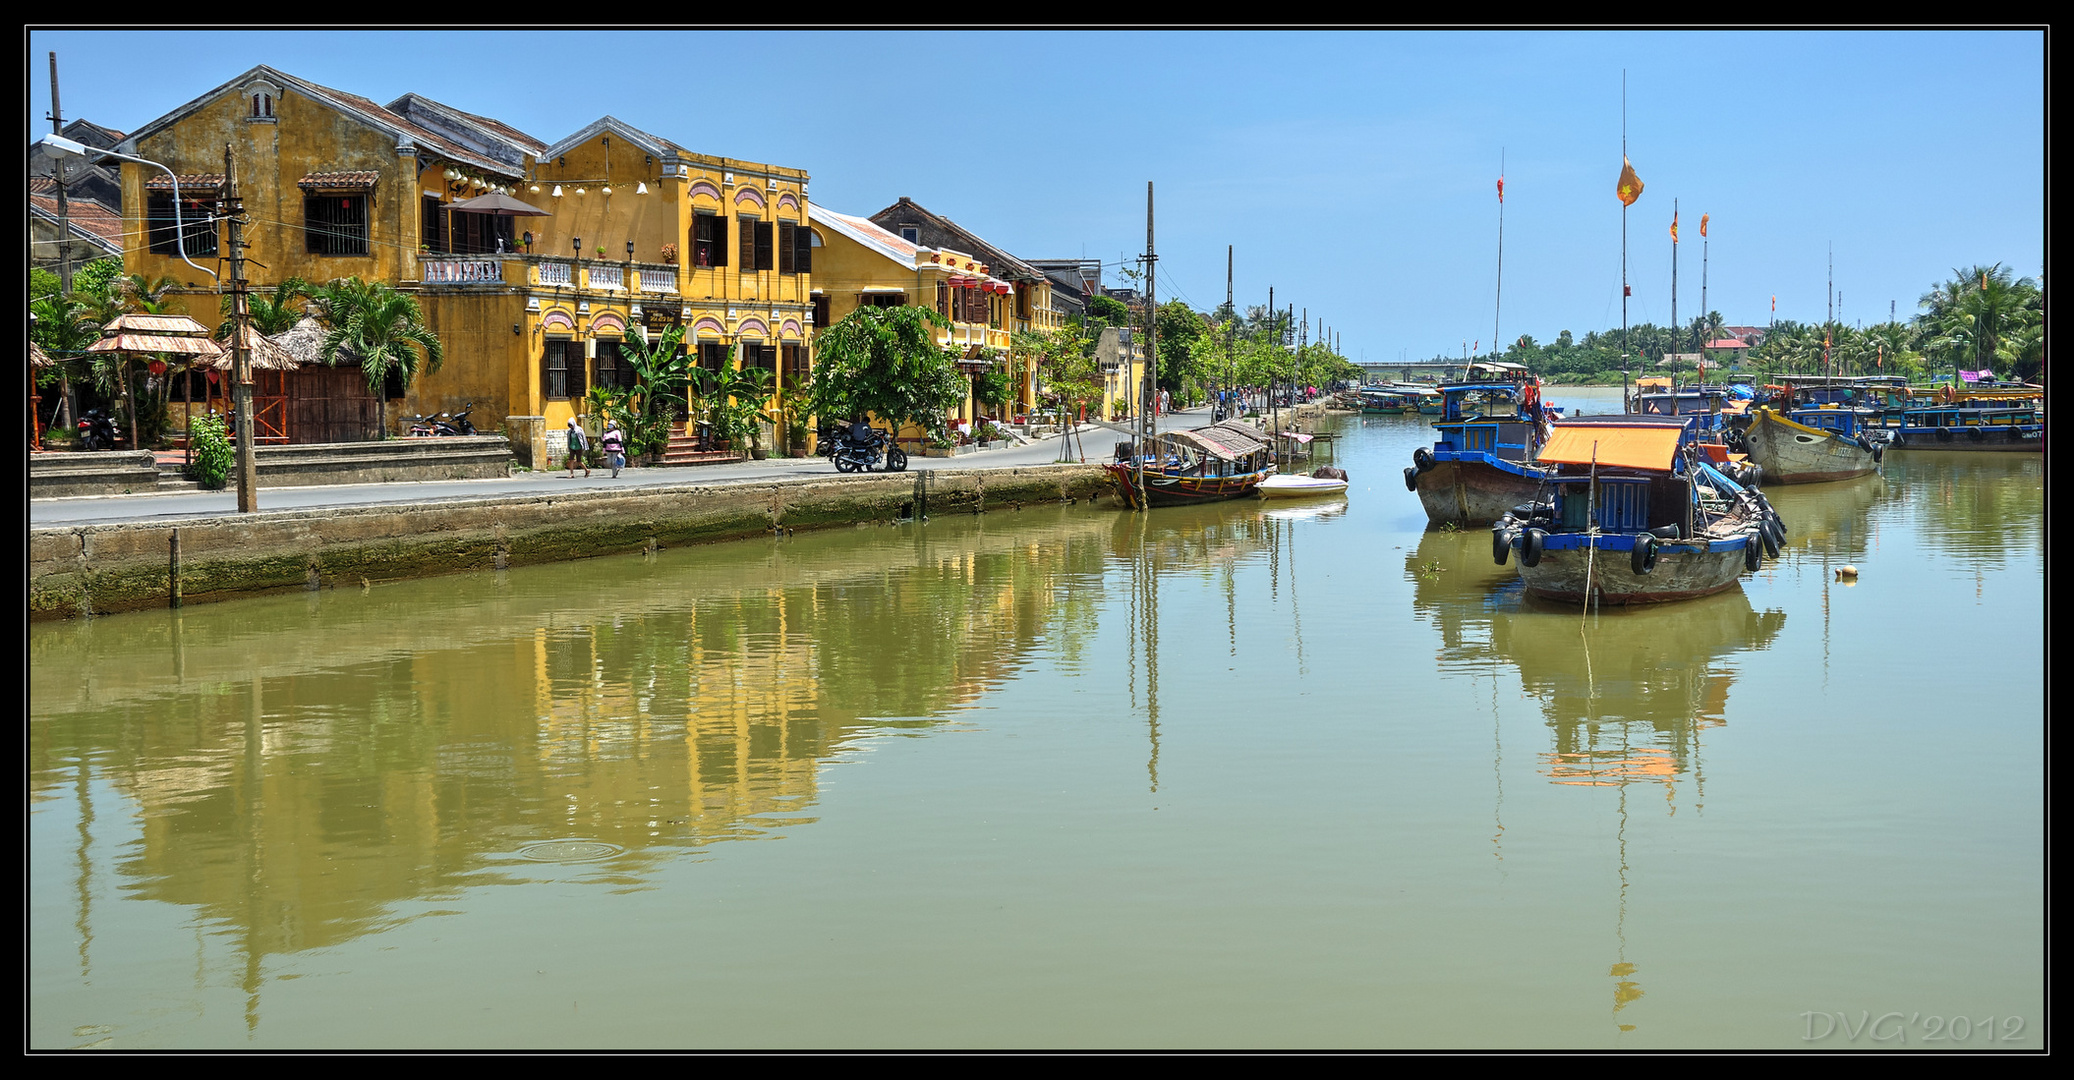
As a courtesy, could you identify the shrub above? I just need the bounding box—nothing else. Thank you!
[188,413,234,489]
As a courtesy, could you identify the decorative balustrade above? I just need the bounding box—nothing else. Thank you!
[420,258,502,285]
[637,267,678,294]
[535,260,572,287]
[586,265,624,291]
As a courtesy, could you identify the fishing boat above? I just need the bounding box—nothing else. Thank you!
[1404,376,1557,526]
[1491,414,1786,605]
[1740,404,1883,484]
[1106,420,1276,509]
[1878,384,2043,451]
[1258,467,1349,499]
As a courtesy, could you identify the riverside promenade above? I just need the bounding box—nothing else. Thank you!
[30,412,1230,619]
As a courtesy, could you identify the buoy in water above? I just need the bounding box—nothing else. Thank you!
[1834,565,1859,581]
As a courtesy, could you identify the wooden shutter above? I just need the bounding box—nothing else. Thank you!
[755,221,774,272]
[796,226,813,274]
[813,295,830,327]
[779,221,796,274]
[740,217,757,269]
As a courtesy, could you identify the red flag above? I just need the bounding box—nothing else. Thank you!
[1670,211,1679,243]
[1624,285,1633,297]
[1700,213,1709,238]
[1496,176,1504,203]
[1616,157,1643,205]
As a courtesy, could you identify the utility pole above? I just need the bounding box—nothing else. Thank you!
[1137,181,1157,511]
[225,144,260,512]
[47,52,76,432]
[1224,245,1234,411]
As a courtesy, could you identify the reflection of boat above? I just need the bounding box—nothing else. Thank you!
[1105,421,1275,509]
[1406,377,1558,526]
[1742,405,1883,484]
[1495,414,1785,605]
[1257,469,1349,499]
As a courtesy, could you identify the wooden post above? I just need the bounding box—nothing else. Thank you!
[224,145,259,512]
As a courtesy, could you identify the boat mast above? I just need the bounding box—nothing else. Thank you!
[1139,181,1157,511]
[1495,149,1505,364]
[1620,72,1631,413]
[1671,198,1679,394]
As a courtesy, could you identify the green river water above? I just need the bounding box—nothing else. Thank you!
[29,388,2044,1049]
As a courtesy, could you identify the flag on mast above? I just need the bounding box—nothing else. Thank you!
[1617,158,1643,205]
[1496,176,1504,203]
[1700,213,1709,238]
[1671,211,1679,243]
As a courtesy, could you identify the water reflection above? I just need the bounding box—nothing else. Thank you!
[30,506,1128,1027]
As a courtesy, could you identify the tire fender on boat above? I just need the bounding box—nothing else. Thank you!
[1937,427,1953,442]
[1413,447,1436,473]
[1968,426,1985,442]
[1760,518,1782,560]
[1520,528,1546,568]
[1493,527,1513,566]
[1631,535,1658,576]
[1745,535,1763,572]
[1403,466,1420,492]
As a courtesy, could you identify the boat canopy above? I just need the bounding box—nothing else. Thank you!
[1538,423,1683,471]
[1166,422,1267,461]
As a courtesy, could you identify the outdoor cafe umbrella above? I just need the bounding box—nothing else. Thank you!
[85,313,223,452]
[447,192,552,217]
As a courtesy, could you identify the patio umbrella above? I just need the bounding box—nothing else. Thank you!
[86,314,224,450]
[447,192,551,217]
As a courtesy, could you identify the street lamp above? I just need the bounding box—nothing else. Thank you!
[36,133,260,513]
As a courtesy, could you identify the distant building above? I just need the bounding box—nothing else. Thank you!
[29,118,125,275]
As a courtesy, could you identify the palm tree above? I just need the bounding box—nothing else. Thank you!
[1916,264,2038,380]
[310,277,445,393]
[216,277,312,340]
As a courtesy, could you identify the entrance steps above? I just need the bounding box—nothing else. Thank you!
[653,424,744,467]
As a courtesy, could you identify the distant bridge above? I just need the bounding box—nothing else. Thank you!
[1358,360,1492,383]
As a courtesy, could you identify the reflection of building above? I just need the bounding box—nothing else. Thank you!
[31,508,1124,1019]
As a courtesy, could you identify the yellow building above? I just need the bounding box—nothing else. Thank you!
[106,66,811,463]
[808,202,1034,441]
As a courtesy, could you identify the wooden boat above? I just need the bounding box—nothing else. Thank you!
[1878,387,2042,452]
[1741,405,1882,484]
[1406,378,1556,526]
[1105,420,1275,509]
[1258,468,1349,499]
[1492,414,1786,605]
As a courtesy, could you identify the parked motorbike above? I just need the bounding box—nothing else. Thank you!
[829,421,907,473]
[444,402,478,435]
[77,408,120,451]
[405,412,442,437]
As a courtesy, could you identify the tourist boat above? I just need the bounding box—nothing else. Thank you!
[1106,420,1276,509]
[1879,385,2043,452]
[1257,468,1349,499]
[1740,405,1883,484]
[1405,377,1557,526]
[1491,414,1786,605]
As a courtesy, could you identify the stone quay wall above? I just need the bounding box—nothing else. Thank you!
[29,465,1115,620]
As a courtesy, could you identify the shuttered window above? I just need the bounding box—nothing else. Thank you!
[778,221,811,275]
[754,221,774,272]
[813,295,831,326]
[543,339,580,400]
[739,217,759,270]
[693,213,727,268]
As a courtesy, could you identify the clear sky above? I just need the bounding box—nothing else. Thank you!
[28,28,2045,364]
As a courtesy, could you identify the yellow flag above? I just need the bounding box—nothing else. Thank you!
[1670,211,1679,243]
[1700,213,1709,238]
[1617,157,1643,206]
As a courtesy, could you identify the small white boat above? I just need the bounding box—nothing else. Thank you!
[1258,468,1349,499]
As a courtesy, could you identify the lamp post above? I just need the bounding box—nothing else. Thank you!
[36,133,261,512]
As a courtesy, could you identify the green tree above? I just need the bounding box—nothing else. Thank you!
[217,277,312,339]
[309,277,445,393]
[801,305,965,443]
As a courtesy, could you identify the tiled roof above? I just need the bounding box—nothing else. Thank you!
[30,194,123,246]
[298,170,381,190]
[1704,339,1749,349]
[142,173,225,191]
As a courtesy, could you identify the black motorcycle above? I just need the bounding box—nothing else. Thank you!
[77,408,120,451]
[443,402,478,436]
[830,421,907,473]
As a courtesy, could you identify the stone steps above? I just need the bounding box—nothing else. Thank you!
[653,426,743,467]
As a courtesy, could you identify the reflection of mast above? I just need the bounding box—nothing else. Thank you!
[74,755,94,980]
[1610,772,1643,1034]
[1285,516,1307,677]
[1134,512,1161,792]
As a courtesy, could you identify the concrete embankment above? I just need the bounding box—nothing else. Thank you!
[30,464,1114,620]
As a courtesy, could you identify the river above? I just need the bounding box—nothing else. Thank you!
[29,387,2044,1049]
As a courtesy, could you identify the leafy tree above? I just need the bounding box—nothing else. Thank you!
[217,277,312,339]
[801,305,965,443]
[309,277,445,393]
[620,326,689,458]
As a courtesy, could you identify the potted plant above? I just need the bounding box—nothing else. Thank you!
[781,405,810,457]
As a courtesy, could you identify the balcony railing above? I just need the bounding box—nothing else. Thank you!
[421,257,503,285]
[637,267,678,294]
[536,260,572,287]
[586,265,624,291]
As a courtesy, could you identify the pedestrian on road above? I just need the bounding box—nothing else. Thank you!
[565,416,590,478]
[601,419,626,478]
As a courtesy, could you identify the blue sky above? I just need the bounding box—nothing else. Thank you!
[29,28,2044,363]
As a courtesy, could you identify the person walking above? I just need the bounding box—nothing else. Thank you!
[600,418,626,478]
[564,416,590,478]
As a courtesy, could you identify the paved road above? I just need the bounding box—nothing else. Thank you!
[31,410,1218,528]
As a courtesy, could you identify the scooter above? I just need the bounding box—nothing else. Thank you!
[830,422,907,473]
[77,408,120,451]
